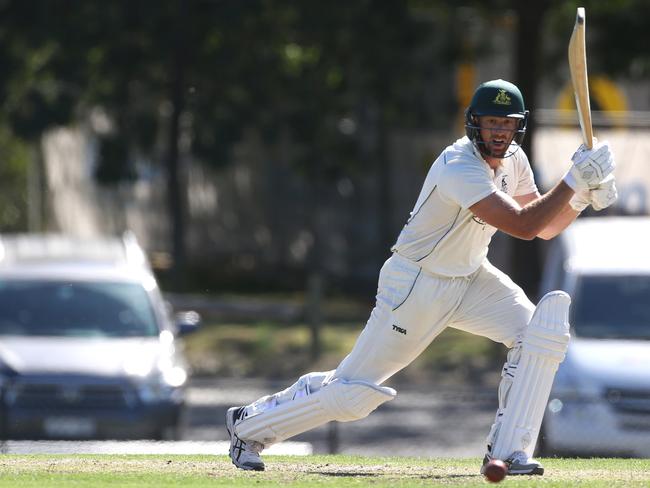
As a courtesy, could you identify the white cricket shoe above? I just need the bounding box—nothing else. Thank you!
[226,406,265,471]
[481,451,544,476]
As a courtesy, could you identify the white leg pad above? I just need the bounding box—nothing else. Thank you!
[490,290,571,460]
[234,378,396,446]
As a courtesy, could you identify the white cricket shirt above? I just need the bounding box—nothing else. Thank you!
[391,136,538,277]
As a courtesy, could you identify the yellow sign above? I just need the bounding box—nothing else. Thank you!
[558,75,628,112]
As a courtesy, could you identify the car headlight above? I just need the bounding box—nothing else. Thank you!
[124,356,187,404]
[162,366,187,388]
[136,367,187,404]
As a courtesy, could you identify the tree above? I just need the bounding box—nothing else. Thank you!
[1,0,647,293]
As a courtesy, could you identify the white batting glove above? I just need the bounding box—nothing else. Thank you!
[590,174,618,211]
[569,175,618,212]
[569,189,591,212]
[563,140,615,191]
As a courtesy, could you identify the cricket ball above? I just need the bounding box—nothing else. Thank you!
[483,459,507,483]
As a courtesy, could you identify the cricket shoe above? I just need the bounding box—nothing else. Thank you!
[481,451,544,476]
[226,406,265,471]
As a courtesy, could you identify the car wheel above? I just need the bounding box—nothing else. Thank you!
[155,408,186,441]
[156,425,181,441]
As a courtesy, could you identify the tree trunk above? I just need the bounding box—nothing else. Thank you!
[167,0,188,290]
[511,1,550,300]
[306,161,324,361]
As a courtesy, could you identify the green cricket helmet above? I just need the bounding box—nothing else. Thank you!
[465,79,529,158]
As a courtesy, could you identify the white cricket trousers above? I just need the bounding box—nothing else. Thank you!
[239,252,535,439]
[332,252,534,384]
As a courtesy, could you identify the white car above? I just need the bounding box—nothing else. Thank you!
[539,216,650,457]
[0,233,199,439]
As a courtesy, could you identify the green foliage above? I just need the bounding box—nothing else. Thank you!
[187,1,433,174]
[0,0,647,233]
[183,319,504,385]
[585,0,650,78]
[0,0,178,183]
[0,127,30,231]
[1,1,433,184]
[546,0,650,79]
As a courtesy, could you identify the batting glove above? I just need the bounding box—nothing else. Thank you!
[564,140,615,191]
[590,174,618,211]
[569,189,591,212]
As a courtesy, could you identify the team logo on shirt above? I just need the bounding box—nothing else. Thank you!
[501,175,509,193]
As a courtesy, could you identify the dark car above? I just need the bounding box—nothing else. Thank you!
[0,233,199,440]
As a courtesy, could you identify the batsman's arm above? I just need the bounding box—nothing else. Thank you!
[514,192,580,240]
[469,181,575,241]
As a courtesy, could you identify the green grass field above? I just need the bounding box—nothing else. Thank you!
[1,455,649,487]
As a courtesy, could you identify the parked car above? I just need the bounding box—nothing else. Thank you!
[0,232,199,440]
[538,216,650,457]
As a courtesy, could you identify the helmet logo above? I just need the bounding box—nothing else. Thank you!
[492,89,512,105]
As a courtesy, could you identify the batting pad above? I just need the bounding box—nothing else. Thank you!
[491,290,571,460]
[235,378,396,446]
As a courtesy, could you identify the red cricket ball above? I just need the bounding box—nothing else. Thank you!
[483,459,508,483]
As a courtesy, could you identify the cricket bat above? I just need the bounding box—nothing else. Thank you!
[568,7,593,149]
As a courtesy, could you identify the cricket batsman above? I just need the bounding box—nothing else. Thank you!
[225,79,617,474]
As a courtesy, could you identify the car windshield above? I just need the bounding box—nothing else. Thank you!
[0,280,159,337]
[571,275,650,340]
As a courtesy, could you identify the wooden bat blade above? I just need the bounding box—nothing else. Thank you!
[568,7,594,149]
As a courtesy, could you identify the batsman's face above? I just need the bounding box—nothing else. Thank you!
[478,116,519,159]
